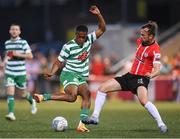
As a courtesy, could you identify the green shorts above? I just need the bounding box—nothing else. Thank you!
[5,74,26,89]
[60,71,87,89]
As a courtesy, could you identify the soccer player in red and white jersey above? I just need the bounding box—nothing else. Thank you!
[83,21,168,133]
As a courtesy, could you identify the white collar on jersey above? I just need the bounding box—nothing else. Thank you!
[10,37,21,41]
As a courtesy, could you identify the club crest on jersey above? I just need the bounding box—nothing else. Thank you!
[77,51,88,61]
[144,53,148,57]
[138,78,143,84]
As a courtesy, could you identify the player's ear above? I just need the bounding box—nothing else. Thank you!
[149,34,153,39]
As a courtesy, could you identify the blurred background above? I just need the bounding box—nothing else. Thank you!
[0,0,179,102]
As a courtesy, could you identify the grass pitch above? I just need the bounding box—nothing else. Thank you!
[0,99,180,138]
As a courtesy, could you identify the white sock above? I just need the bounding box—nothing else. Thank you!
[144,101,165,127]
[92,91,107,118]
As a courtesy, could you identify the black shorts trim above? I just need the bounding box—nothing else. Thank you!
[114,72,150,94]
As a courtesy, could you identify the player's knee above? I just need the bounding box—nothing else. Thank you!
[82,96,90,102]
[85,92,91,100]
[7,92,14,96]
[79,91,90,101]
[98,84,108,93]
[68,94,77,102]
[139,99,148,106]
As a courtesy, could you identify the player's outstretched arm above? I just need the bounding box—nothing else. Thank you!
[89,5,106,38]
[44,58,64,80]
[145,63,161,79]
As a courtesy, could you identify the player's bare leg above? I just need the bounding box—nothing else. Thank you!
[83,79,122,125]
[33,85,78,103]
[76,83,91,132]
[17,88,37,114]
[33,84,91,132]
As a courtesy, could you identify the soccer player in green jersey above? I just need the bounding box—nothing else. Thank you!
[4,24,37,121]
[33,5,106,132]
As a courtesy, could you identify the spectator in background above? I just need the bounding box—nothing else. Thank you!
[116,59,133,76]
[90,54,105,75]
[36,51,49,74]
[175,78,180,102]
[160,55,172,75]
[171,50,180,102]
[0,55,4,77]
[47,50,60,93]
[103,56,112,75]
[26,57,41,93]
[0,55,5,97]
[90,42,103,55]
[47,49,58,70]
[172,50,180,77]
[36,51,50,93]
[110,52,119,65]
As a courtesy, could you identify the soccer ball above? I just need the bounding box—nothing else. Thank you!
[52,116,68,131]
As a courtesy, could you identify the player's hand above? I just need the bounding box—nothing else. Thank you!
[7,51,14,59]
[12,51,22,57]
[44,73,53,80]
[89,5,100,15]
[145,72,151,79]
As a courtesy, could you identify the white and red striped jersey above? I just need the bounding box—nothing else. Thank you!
[130,38,161,76]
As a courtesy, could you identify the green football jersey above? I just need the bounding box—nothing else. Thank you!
[5,37,31,76]
[58,32,97,77]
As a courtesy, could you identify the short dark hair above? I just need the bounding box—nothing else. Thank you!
[141,21,158,36]
[76,25,88,33]
[10,23,21,29]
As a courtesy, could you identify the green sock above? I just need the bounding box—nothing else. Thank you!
[7,95,14,113]
[24,92,33,104]
[80,108,89,121]
[43,93,51,101]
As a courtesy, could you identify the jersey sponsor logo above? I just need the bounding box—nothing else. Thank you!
[6,77,14,86]
[136,56,144,63]
[77,51,88,62]
[7,77,14,84]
